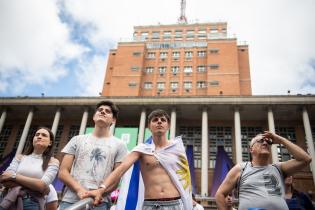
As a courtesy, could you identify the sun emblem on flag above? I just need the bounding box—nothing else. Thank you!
[176,154,192,191]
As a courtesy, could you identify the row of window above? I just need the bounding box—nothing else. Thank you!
[135,28,226,39]
[143,65,219,74]
[133,49,219,58]
[140,81,220,90]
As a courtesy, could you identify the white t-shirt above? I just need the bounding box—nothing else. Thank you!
[46,184,58,203]
[193,203,204,210]
[61,134,128,203]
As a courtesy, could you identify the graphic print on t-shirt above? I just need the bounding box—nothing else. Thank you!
[88,147,106,177]
[263,173,281,196]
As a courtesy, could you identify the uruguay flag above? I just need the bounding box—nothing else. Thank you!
[116,136,192,210]
[115,137,152,210]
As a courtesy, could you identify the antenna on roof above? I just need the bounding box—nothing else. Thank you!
[178,0,187,24]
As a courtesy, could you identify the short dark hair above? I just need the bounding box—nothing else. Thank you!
[96,100,119,119]
[147,109,170,124]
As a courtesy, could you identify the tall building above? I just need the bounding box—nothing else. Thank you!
[102,22,251,97]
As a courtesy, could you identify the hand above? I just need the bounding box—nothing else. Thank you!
[82,189,104,206]
[262,131,282,144]
[76,188,89,200]
[0,172,14,182]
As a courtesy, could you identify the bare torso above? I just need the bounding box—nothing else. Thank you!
[140,153,180,199]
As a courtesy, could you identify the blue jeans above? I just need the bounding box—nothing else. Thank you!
[59,201,110,210]
[0,197,40,210]
[23,197,40,210]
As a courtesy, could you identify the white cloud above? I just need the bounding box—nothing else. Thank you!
[0,0,86,94]
[75,54,108,96]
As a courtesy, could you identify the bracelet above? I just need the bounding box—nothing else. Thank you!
[99,184,107,190]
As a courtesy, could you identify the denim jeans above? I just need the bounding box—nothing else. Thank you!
[23,197,40,210]
[59,201,110,210]
[0,197,40,210]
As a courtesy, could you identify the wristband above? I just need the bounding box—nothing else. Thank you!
[99,184,107,191]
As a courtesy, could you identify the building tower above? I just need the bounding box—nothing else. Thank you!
[102,21,251,97]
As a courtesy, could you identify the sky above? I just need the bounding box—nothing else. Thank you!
[0,0,314,97]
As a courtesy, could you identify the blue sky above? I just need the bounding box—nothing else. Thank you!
[0,0,315,97]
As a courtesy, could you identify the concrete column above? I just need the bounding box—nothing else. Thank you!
[137,109,146,144]
[170,108,176,140]
[201,107,209,196]
[51,108,61,136]
[16,108,34,155]
[234,107,243,164]
[110,123,116,136]
[79,108,89,135]
[268,107,279,163]
[302,107,315,184]
[0,109,7,134]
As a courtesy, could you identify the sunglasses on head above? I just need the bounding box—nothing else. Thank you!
[256,138,272,145]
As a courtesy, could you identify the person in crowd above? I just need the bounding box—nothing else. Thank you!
[285,175,314,210]
[225,192,236,210]
[58,100,128,210]
[215,131,312,210]
[0,127,59,210]
[82,109,193,210]
[45,184,58,210]
[192,194,204,210]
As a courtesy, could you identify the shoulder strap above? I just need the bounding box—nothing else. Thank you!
[236,162,249,198]
[272,163,283,177]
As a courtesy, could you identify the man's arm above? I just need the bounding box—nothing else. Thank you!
[83,151,141,205]
[99,162,121,194]
[263,131,312,176]
[215,164,241,210]
[58,154,87,199]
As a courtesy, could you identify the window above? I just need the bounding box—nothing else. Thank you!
[144,82,153,89]
[186,30,194,39]
[209,80,219,86]
[172,51,180,58]
[197,51,206,57]
[170,82,178,90]
[145,67,154,74]
[163,31,172,39]
[0,126,12,157]
[133,52,141,56]
[209,127,232,168]
[209,48,219,54]
[141,32,148,39]
[159,66,166,74]
[209,64,219,70]
[197,65,206,72]
[157,82,165,90]
[184,81,192,89]
[171,66,179,74]
[128,82,137,87]
[210,28,218,33]
[160,52,168,59]
[187,30,195,35]
[185,51,193,58]
[130,66,140,71]
[197,81,206,88]
[184,66,193,73]
[147,52,156,59]
[152,31,160,38]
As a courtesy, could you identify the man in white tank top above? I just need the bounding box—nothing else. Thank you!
[215,131,312,210]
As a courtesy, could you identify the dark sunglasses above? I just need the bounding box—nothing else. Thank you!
[255,138,273,145]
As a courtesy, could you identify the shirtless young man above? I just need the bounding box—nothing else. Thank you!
[83,109,192,210]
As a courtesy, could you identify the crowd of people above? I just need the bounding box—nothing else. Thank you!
[0,100,313,210]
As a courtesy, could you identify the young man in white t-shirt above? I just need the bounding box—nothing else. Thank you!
[58,100,128,210]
